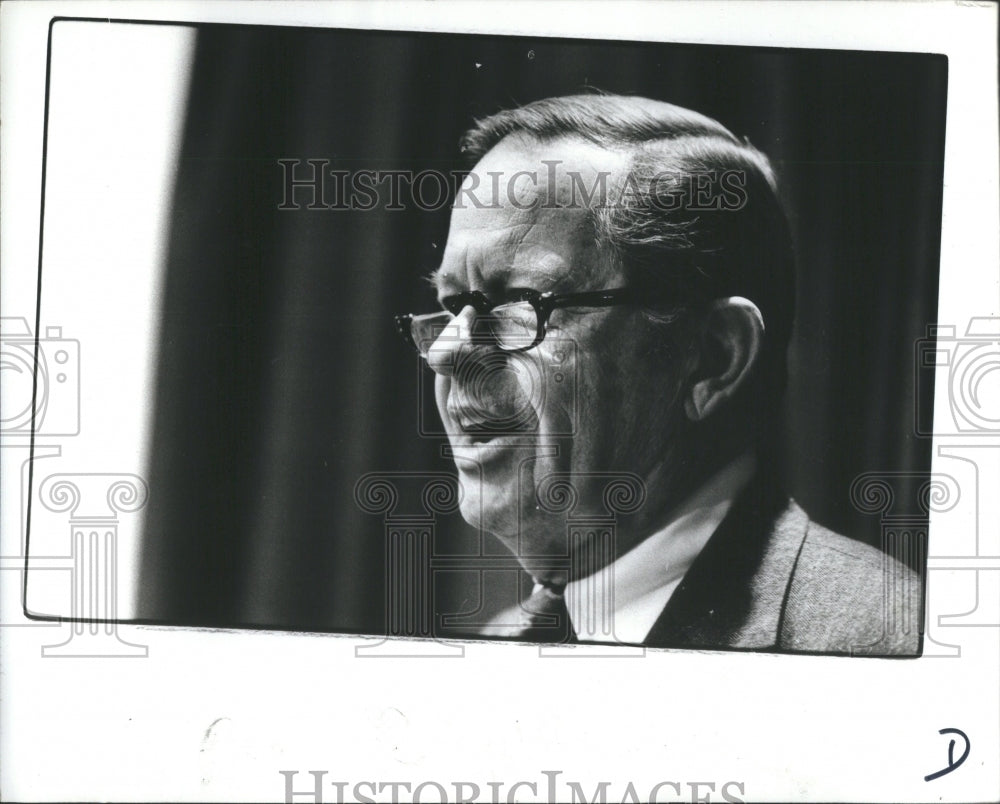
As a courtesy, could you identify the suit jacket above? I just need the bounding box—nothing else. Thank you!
[486,476,924,656]
[643,477,923,655]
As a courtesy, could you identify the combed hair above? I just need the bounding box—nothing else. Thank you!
[460,94,797,424]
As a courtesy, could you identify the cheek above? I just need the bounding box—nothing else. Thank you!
[571,335,675,457]
[483,355,535,410]
[525,344,581,432]
[574,355,619,442]
[617,355,687,457]
[434,376,451,421]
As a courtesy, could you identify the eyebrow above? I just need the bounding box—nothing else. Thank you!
[428,258,571,299]
[427,269,459,296]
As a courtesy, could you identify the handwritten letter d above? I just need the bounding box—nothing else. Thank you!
[924,727,970,782]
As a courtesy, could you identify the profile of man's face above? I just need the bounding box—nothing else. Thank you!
[428,135,690,573]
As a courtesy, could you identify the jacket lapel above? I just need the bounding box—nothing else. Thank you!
[644,475,807,650]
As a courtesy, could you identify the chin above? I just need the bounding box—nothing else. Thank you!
[457,467,570,577]
[456,468,519,537]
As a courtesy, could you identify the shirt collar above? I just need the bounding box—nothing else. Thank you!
[565,453,757,643]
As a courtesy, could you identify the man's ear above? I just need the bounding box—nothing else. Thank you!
[684,297,764,422]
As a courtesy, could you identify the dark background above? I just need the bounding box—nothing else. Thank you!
[133,23,947,634]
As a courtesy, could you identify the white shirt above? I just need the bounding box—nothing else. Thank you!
[565,454,757,644]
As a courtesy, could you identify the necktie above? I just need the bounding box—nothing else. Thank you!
[500,580,576,643]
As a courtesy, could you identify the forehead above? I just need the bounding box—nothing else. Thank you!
[433,135,629,297]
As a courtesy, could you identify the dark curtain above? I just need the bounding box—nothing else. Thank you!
[136,25,946,632]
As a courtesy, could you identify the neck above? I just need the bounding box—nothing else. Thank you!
[612,420,755,541]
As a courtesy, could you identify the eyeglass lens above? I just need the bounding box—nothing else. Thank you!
[410,301,540,355]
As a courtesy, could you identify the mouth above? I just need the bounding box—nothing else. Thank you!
[467,431,500,446]
[448,406,538,463]
[453,414,537,441]
[449,432,534,469]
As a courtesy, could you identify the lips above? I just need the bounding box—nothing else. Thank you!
[449,404,537,441]
[444,398,542,473]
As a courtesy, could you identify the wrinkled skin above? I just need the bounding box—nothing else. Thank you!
[427,135,697,581]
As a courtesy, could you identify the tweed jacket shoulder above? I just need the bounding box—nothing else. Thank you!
[643,486,923,656]
[483,480,923,656]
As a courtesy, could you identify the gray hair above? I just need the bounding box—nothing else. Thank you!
[460,93,796,417]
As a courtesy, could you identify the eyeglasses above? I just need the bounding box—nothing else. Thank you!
[394,287,646,356]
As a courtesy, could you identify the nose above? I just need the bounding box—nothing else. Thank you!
[426,305,479,376]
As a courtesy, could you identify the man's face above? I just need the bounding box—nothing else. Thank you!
[428,136,688,573]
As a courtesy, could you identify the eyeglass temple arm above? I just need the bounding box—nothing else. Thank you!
[543,288,642,310]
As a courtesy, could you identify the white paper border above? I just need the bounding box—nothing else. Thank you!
[2,2,998,802]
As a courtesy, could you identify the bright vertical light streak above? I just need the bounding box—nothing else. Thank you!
[35,22,196,619]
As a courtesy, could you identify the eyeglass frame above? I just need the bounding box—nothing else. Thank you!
[395,287,664,356]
